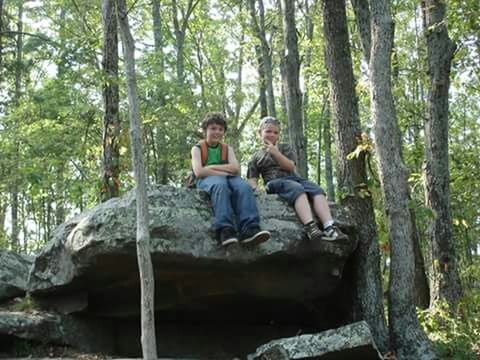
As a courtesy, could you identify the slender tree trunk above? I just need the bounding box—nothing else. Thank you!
[116,0,157,358]
[351,0,372,64]
[280,0,307,178]
[249,0,276,117]
[0,0,4,68]
[152,0,165,87]
[411,207,430,309]
[101,0,121,201]
[323,108,335,202]
[10,0,24,250]
[256,45,268,118]
[370,0,435,358]
[422,0,462,309]
[322,0,388,351]
[303,0,315,166]
[172,0,197,85]
[152,0,169,184]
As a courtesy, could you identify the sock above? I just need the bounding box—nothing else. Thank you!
[323,220,334,230]
[304,220,315,227]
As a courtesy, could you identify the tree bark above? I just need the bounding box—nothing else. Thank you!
[255,44,268,118]
[10,0,24,251]
[116,0,157,358]
[350,0,372,64]
[322,0,388,352]
[172,0,198,85]
[152,0,165,86]
[249,0,276,117]
[280,0,307,178]
[370,0,435,357]
[101,0,121,201]
[422,0,462,309]
[323,108,335,202]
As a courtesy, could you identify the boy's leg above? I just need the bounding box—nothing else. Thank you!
[268,178,323,241]
[311,193,334,225]
[294,193,315,225]
[312,194,347,241]
[197,176,235,232]
[228,176,270,245]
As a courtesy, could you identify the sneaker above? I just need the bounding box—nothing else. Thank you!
[239,226,271,246]
[304,221,323,241]
[218,227,238,247]
[322,225,348,241]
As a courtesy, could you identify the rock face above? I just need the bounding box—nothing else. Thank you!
[4,186,359,358]
[250,321,383,359]
[0,251,32,301]
[0,310,114,354]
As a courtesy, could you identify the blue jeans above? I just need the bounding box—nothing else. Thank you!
[197,175,260,233]
[265,176,325,205]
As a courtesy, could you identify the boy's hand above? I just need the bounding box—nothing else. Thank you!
[263,139,279,155]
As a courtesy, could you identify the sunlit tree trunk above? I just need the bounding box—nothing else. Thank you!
[11,0,24,250]
[172,0,198,85]
[280,0,307,178]
[101,0,121,201]
[249,0,276,117]
[322,0,388,351]
[422,0,462,309]
[370,0,435,357]
[256,45,268,118]
[116,0,157,358]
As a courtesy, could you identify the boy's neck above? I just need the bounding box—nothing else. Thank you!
[206,140,220,147]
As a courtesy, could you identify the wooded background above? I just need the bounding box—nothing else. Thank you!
[0,0,478,358]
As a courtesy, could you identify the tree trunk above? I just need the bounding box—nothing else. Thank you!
[280,0,307,178]
[0,0,4,68]
[256,45,268,118]
[10,0,24,250]
[249,0,276,117]
[370,0,435,358]
[101,0,121,201]
[351,0,371,64]
[322,0,388,352]
[411,207,430,309]
[116,0,157,358]
[152,0,165,87]
[172,0,197,85]
[422,0,462,309]
[323,108,335,202]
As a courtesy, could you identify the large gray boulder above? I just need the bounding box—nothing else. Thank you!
[0,251,32,301]
[18,185,359,358]
[250,321,383,359]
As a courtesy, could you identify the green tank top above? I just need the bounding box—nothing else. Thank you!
[206,144,222,165]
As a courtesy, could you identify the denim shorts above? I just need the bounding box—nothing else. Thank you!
[265,176,326,205]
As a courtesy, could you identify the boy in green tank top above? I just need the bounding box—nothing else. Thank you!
[191,112,271,247]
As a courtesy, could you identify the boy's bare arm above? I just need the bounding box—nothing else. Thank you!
[191,147,230,178]
[264,140,295,172]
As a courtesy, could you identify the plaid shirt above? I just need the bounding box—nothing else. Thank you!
[247,143,298,184]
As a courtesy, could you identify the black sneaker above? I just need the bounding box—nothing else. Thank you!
[218,227,238,247]
[304,221,323,241]
[239,226,271,246]
[322,225,348,241]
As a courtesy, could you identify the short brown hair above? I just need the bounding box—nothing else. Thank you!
[201,112,227,132]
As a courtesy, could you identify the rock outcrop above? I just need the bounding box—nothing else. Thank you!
[0,251,32,301]
[1,185,362,358]
[250,321,383,359]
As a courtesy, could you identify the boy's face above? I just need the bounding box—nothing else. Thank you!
[205,123,225,145]
[260,123,280,145]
